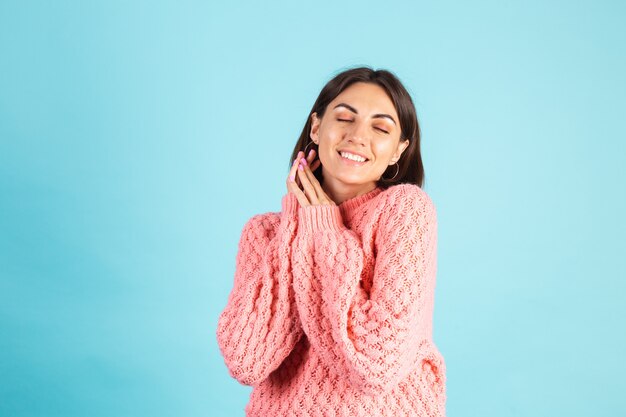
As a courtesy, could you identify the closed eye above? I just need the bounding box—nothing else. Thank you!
[337,119,389,134]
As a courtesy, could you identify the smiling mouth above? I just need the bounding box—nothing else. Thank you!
[337,151,369,164]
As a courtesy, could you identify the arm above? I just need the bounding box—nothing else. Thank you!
[216,192,303,386]
[291,185,439,395]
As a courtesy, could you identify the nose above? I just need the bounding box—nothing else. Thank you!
[346,120,369,147]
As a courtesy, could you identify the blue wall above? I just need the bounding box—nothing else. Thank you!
[1,1,624,416]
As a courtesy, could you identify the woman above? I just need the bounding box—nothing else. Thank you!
[216,66,447,416]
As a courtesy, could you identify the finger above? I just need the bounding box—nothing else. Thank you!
[302,160,329,204]
[308,150,322,172]
[306,149,316,164]
[295,150,308,187]
[286,153,301,188]
[287,154,307,197]
[297,149,318,187]
[288,151,304,184]
[297,149,316,187]
[301,159,335,206]
[297,161,319,205]
[300,158,328,204]
[287,174,311,207]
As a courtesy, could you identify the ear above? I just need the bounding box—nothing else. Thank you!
[391,139,410,164]
[310,112,320,144]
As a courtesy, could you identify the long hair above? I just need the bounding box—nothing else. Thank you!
[289,66,425,189]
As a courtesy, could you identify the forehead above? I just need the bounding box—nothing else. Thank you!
[330,82,397,118]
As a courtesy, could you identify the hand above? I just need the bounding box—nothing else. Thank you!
[286,149,336,207]
[285,149,320,203]
[287,149,320,189]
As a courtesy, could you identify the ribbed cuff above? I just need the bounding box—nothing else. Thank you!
[298,204,344,235]
[281,192,299,217]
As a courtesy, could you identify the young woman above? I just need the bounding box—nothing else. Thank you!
[216,66,447,416]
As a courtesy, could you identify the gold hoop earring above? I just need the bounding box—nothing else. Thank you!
[303,140,317,156]
[382,161,399,181]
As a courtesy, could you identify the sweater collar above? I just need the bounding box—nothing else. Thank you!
[338,186,384,215]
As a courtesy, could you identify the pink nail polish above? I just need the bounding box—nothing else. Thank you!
[298,164,304,171]
[300,157,307,166]
[289,174,295,181]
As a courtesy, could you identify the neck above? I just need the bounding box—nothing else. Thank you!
[321,176,378,205]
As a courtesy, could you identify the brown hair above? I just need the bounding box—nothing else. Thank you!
[289,65,425,189]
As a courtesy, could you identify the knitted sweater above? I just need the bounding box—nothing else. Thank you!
[216,183,446,416]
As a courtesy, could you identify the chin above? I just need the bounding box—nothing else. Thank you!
[336,175,371,186]
[323,166,373,185]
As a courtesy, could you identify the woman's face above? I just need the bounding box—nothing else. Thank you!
[310,82,409,192]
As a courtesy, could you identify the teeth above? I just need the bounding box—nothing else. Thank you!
[340,151,367,162]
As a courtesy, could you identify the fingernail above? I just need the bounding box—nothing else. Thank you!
[289,174,295,181]
[300,157,307,166]
[298,164,304,171]
[308,149,314,157]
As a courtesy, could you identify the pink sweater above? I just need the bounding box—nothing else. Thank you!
[216,183,447,416]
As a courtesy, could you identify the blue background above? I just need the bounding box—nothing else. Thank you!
[1,1,625,416]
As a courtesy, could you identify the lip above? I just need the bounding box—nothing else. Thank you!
[337,150,369,166]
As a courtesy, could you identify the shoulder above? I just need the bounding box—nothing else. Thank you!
[241,211,281,241]
[380,183,437,217]
[375,184,438,241]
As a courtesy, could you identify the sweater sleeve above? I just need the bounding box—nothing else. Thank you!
[291,185,438,395]
[216,192,303,386]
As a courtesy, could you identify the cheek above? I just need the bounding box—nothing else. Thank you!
[318,143,335,163]
[370,143,391,159]
[318,130,340,153]
[320,127,341,142]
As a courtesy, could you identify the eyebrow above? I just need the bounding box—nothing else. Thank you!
[333,103,397,125]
